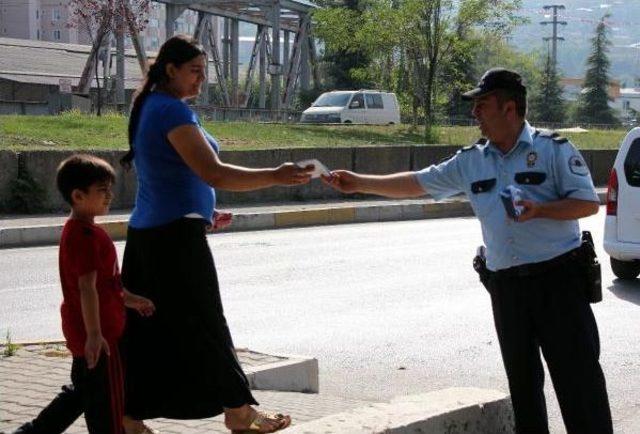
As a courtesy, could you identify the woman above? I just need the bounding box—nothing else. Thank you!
[120,35,312,434]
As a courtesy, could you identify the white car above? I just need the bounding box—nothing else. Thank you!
[603,127,640,279]
[300,90,401,125]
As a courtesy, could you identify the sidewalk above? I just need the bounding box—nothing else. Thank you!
[0,345,514,434]
[0,344,364,434]
[0,189,607,248]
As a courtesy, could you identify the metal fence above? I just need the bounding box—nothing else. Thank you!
[405,115,633,130]
[193,106,302,123]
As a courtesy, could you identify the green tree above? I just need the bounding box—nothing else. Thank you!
[314,0,522,137]
[441,0,526,121]
[529,52,565,124]
[313,0,373,89]
[575,14,617,125]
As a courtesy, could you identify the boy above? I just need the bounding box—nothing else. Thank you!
[14,154,155,434]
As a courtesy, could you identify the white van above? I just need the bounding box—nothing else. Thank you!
[603,127,640,279]
[300,90,401,125]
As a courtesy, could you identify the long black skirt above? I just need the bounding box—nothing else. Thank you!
[120,218,258,420]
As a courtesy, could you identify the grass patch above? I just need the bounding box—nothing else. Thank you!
[2,330,20,357]
[435,126,628,150]
[0,112,627,151]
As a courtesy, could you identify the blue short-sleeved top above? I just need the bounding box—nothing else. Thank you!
[129,92,220,229]
[415,121,599,271]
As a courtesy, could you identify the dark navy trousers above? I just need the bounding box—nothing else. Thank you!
[488,260,612,434]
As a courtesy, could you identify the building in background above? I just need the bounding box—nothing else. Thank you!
[619,87,640,122]
[0,0,199,51]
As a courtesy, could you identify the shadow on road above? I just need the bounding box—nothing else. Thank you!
[608,278,640,305]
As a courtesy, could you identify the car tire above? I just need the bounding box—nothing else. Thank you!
[610,257,640,279]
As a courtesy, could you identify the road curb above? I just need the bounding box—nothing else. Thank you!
[287,387,514,433]
[0,200,474,248]
[1,342,319,395]
[245,353,319,394]
[0,191,607,249]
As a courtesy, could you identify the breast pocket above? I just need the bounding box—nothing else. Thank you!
[470,178,498,217]
[514,171,546,185]
[471,178,496,193]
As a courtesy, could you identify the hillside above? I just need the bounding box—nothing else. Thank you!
[512,0,640,84]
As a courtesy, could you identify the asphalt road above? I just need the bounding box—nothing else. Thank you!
[1,209,639,433]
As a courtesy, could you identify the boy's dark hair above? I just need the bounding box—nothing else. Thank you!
[56,154,116,205]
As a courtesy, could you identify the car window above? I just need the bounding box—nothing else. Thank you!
[313,93,351,107]
[365,93,384,109]
[350,93,364,109]
[624,138,640,187]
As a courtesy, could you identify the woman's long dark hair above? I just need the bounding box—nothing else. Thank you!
[121,35,206,168]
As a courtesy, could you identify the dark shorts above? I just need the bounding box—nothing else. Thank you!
[14,345,124,434]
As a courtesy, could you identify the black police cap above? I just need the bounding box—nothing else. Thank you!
[462,68,527,100]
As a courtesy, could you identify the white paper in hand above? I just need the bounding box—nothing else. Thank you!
[296,158,330,178]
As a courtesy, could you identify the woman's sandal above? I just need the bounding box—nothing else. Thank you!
[230,411,291,434]
[123,416,161,434]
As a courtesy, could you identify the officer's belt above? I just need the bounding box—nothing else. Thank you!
[493,247,581,278]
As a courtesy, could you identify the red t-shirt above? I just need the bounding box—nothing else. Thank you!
[59,219,125,357]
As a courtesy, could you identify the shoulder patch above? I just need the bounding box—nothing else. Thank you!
[568,154,589,176]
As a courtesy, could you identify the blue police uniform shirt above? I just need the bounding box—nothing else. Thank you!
[129,92,220,229]
[415,121,599,271]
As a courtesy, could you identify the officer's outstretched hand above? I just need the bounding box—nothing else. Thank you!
[516,200,539,222]
[322,170,361,194]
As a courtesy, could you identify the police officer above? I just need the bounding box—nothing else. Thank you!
[323,68,613,434]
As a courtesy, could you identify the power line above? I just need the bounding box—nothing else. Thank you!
[541,4,567,70]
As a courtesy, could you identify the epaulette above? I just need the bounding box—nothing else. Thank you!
[462,137,487,151]
[533,128,568,144]
[438,138,484,164]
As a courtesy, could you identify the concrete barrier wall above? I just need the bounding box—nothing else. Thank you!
[0,151,19,211]
[0,147,616,212]
[17,150,137,212]
[0,101,50,115]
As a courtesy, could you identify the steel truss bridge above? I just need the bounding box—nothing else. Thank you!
[81,0,319,110]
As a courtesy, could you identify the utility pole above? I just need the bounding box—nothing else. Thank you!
[540,4,567,70]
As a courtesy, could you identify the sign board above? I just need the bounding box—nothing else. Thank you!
[59,78,72,94]
[268,63,283,75]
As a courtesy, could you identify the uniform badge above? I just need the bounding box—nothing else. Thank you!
[526,151,537,168]
[569,155,589,176]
